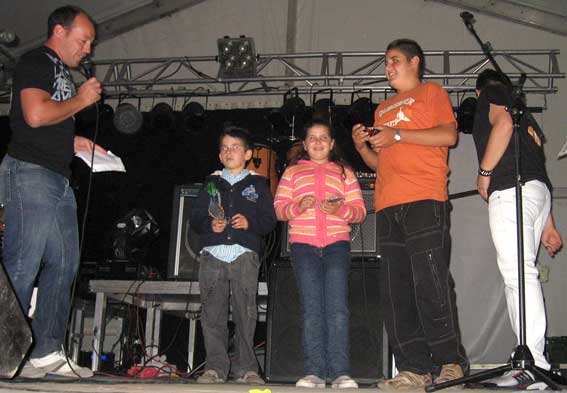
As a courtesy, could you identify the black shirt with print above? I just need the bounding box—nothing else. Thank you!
[472,83,551,197]
[8,46,76,178]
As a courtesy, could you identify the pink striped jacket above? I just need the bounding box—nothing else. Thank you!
[274,159,366,248]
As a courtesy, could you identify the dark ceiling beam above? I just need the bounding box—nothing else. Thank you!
[96,0,208,42]
[1,0,207,84]
[427,0,567,36]
[9,0,207,58]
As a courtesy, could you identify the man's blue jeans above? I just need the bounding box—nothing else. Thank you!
[0,155,80,358]
[290,241,351,380]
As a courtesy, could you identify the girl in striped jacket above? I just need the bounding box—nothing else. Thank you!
[274,120,366,389]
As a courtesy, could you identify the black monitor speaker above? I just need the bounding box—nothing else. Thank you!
[280,189,379,258]
[264,260,386,384]
[167,183,204,280]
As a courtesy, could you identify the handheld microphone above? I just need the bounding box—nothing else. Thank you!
[80,58,104,106]
[81,58,93,79]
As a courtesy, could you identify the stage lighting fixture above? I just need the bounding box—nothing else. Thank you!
[111,208,159,263]
[150,102,176,131]
[280,88,307,140]
[217,36,257,79]
[75,103,115,131]
[457,96,477,134]
[181,101,205,131]
[347,91,375,128]
[0,30,18,46]
[281,96,306,125]
[99,103,114,120]
[113,103,143,135]
[312,90,335,124]
[266,109,288,136]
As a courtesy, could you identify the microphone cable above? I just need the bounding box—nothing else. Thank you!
[63,66,103,377]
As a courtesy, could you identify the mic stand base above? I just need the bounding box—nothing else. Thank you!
[425,345,564,392]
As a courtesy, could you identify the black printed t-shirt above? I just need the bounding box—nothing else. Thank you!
[8,46,77,178]
[472,83,551,197]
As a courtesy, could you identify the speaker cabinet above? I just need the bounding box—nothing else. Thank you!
[280,189,378,258]
[0,264,32,378]
[265,260,385,383]
[167,183,204,280]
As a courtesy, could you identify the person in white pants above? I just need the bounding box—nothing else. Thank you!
[472,69,562,389]
[489,181,558,369]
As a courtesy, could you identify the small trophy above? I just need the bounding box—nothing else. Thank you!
[206,182,226,221]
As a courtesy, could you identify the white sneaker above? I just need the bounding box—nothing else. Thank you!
[30,351,93,378]
[483,370,548,390]
[332,375,358,388]
[296,374,326,388]
[18,361,47,379]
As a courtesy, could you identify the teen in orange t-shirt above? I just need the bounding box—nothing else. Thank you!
[352,39,468,389]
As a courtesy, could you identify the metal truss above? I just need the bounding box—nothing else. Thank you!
[0,48,563,103]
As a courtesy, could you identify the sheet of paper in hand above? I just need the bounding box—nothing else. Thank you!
[75,150,126,172]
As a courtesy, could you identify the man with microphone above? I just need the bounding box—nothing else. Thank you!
[0,5,103,378]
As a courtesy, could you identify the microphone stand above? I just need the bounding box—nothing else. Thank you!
[427,12,561,392]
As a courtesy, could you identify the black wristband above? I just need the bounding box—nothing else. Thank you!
[478,167,493,177]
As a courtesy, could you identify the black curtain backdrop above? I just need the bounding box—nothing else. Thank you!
[0,104,372,279]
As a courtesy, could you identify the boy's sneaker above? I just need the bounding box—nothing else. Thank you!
[377,371,432,390]
[296,374,326,388]
[30,351,93,378]
[235,370,265,385]
[197,369,225,384]
[482,370,548,390]
[332,375,359,388]
[18,361,47,379]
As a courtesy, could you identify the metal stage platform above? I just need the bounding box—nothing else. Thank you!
[85,280,268,372]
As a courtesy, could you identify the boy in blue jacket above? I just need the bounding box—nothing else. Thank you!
[191,126,277,385]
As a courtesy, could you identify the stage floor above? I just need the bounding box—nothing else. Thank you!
[0,377,565,393]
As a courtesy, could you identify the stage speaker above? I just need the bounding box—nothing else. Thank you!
[0,264,33,378]
[264,260,385,383]
[280,189,378,258]
[167,183,204,280]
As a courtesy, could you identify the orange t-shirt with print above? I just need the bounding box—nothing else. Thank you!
[373,82,456,212]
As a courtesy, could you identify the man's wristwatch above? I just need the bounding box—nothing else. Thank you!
[478,167,493,177]
[394,128,401,142]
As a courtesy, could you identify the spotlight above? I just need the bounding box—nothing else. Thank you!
[457,96,477,134]
[0,30,18,47]
[280,88,307,140]
[99,103,114,121]
[181,101,205,131]
[75,103,115,131]
[281,95,306,125]
[111,208,159,263]
[266,109,288,136]
[312,89,335,124]
[217,36,256,79]
[113,103,143,135]
[347,90,375,128]
[150,102,176,131]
